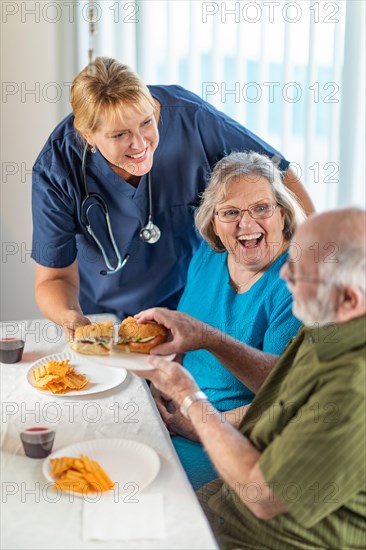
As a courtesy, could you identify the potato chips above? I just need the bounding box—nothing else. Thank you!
[32,359,88,394]
[50,454,115,493]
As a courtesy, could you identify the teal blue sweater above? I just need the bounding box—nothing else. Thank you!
[173,242,301,489]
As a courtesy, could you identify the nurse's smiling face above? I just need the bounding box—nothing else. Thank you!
[85,104,159,180]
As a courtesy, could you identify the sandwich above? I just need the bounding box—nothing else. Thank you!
[70,321,114,355]
[115,316,167,354]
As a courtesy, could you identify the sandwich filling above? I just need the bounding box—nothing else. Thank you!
[117,336,156,345]
[72,321,114,355]
[116,316,167,352]
[77,337,112,351]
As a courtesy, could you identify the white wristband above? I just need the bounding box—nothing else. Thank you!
[180,391,208,419]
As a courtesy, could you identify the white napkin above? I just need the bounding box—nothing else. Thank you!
[82,493,165,541]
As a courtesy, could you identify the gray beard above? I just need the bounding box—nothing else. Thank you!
[293,292,337,328]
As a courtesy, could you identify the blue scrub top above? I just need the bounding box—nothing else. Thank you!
[31,85,290,319]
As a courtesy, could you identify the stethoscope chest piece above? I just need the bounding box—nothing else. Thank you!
[139,221,161,244]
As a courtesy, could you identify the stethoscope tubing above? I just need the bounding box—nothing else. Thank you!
[80,143,160,275]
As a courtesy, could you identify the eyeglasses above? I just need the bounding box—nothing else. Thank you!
[283,261,328,286]
[285,274,329,286]
[215,203,278,223]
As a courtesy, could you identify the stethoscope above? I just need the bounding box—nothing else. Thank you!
[80,143,161,276]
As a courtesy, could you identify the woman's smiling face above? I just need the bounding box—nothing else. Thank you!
[85,104,159,179]
[212,174,286,271]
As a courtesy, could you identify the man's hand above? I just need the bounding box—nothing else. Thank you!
[135,355,200,408]
[156,399,200,440]
[134,308,210,355]
[150,383,200,440]
[61,310,91,341]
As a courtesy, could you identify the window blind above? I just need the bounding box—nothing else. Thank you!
[72,0,365,211]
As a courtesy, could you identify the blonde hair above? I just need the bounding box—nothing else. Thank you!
[195,151,306,252]
[71,57,156,138]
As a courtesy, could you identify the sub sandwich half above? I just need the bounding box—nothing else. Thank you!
[70,321,114,355]
[115,316,167,354]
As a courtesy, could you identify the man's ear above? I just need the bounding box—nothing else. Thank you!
[336,285,365,322]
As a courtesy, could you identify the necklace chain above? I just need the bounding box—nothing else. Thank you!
[230,270,261,293]
[228,246,287,293]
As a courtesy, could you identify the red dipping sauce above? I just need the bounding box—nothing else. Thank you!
[0,338,25,363]
[20,428,56,458]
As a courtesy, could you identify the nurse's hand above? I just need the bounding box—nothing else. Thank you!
[134,308,211,354]
[61,310,91,340]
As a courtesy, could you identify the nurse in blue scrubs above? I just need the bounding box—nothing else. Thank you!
[31,57,314,336]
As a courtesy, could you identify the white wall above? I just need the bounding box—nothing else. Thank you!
[1,3,68,321]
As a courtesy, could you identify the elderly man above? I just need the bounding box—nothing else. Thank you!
[135,207,366,549]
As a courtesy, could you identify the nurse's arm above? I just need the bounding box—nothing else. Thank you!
[35,260,90,338]
[283,167,315,216]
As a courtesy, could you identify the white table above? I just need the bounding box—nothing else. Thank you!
[0,316,218,549]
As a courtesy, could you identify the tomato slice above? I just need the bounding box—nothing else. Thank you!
[129,334,165,349]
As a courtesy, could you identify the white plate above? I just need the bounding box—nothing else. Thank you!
[27,352,127,396]
[43,438,160,495]
[70,347,176,371]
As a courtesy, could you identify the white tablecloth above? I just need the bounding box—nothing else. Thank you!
[1,316,218,549]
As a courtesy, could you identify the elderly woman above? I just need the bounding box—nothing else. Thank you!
[136,151,306,489]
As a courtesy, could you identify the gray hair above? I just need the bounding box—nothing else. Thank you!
[317,208,366,295]
[195,151,306,252]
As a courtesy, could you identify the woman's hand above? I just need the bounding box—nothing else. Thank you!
[135,308,211,355]
[61,310,91,341]
[35,262,90,340]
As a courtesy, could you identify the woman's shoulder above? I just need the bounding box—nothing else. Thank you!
[187,242,222,278]
[269,250,288,274]
[34,114,79,167]
[256,252,290,299]
[148,84,209,110]
[148,84,237,125]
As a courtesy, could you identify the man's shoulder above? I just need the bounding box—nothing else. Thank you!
[281,325,306,353]
[284,320,366,400]
[310,315,366,364]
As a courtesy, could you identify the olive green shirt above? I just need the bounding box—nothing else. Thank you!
[203,316,366,549]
